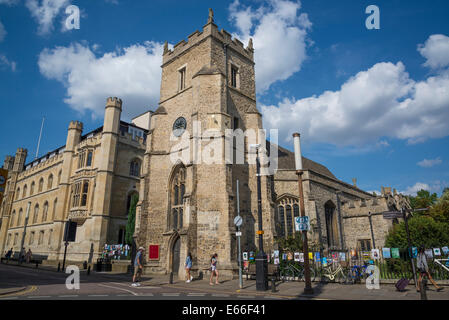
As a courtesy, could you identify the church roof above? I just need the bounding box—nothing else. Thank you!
[267,141,336,180]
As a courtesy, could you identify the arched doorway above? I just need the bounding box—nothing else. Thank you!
[172,236,181,274]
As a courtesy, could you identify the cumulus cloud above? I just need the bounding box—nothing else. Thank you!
[401,182,431,196]
[229,0,311,93]
[418,34,449,69]
[25,0,70,35]
[262,34,449,147]
[0,54,17,72]
[0,19,6,42]
[417,157,443,168]
[38,41,164,119]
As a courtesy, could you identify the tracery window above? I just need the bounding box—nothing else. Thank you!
[48,174,53,189]
[130,159,140,177]
[38,178,44,193]
[169,166,185,230]
[276,196,300,238]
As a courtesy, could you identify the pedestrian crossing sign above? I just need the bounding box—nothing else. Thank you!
[295,216,310,231]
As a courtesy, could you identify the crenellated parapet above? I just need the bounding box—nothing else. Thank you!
[162,10,254,66]
[68,120,83,131]
[106,97,123,110]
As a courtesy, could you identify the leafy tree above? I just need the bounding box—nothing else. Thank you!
[125,193,139,245]
[429,189,449,224]
[275,232,303,252]
[409,189,438,209]
[385,215,449,248]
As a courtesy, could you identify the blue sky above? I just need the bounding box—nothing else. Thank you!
[1,0,448,196]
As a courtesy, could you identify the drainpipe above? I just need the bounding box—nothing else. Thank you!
[223,43,229,114]
[336,192,345,250]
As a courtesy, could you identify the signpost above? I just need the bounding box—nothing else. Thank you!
[295,216,310,232]
[62,219,77,271]
[235,180,243,289]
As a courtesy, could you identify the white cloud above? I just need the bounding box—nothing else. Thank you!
[262,34,449,147]
[0,54,16,72]
[418,34,449,69]
[25,0,70,35]
[0,0,19,5]
[401,182,431,196]
[417,157,442,168]
[38,41,164,119]
[0,19,6,42]
[229,0,311,93]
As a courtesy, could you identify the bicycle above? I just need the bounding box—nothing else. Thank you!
[346,263,369,284]
[321,264,348,284]
[280,263,316,282]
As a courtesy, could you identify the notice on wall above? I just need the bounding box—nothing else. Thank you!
[433,248,441,256]
[322,257,328,267]
[382,248,391,259]
[442,246,449,255]
[371,249,380,260]
[299,253,304,263]
[249,251,255,261]
[287,252,293,261]
[315,252,321,262]
[411,247,418,258]
[282,253,287,261]
[339,252,346,262]
[274,250,279,259]
[274,258,279,265]
[309,252,314,261]
[243,252,248,261]
[294,252,300,262]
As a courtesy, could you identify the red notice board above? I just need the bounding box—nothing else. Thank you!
[149,245,159,260]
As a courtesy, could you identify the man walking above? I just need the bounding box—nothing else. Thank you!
[132,246,144,287]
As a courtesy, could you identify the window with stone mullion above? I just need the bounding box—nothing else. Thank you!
[170,168,185,230]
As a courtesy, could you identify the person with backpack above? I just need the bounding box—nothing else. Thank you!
[209,253,219,285]
[416,246,443,292]
[185,252,193,283]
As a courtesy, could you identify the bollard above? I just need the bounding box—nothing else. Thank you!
[35,261,39,269]
[83,261,87,270]
[87,265,91,275]
[169,272,173,284]
[420,279,428,300]
[57,262,61,272]
[271,276,276,293]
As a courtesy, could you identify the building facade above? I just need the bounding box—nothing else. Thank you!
[0,10,410,278]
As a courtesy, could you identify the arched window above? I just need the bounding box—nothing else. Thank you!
[169,166,185,230]
[33,204,39,224]
[42,202,49,222]
[17,208,23,226]
[276,196,299,239]
[30,182,35,196]
[48,174,53,189]
[38,178,44,193]
[325,201,339,248]
[16,188,20,200]
[10,210,16,227]
[23,185,27,198]
[81,181,89,206]
[130,159,140,177]
[52,199,57,221]
[58,170,62,185]
[86,151,93,167]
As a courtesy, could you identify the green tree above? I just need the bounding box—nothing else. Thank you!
[429,189,449,224]
[409,189,438,209]
[125,193,139,245]
[385,215,449,248]
[275,232,303,252]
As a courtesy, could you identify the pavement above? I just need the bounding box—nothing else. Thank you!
[1,262,448,300]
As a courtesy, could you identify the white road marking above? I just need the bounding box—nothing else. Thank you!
[58,295,79,298]
[88,294,109,297]
[116,294,133,297]
[99,284,139,296]
[28,295,51,298]
[111,282,160,289]
[264,296,283,299]
[212,294,230,297]
[237,295,255,299]
[162,293,180,296]
[0,297,18,300]
[187,293,206,296]
[139,293,154,296]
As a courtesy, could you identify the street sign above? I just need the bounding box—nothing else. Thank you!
[236,231,242,237]
[295,216,310,231]
[234,215,243,227]
[382,211,403,219]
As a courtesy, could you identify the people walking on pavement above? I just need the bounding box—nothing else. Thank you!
[417,246,443,292]
[5,248,13,260]
[132,246,144,287]
[209,253,219,285]
[25,248,32,263]
[185,252,193,283]
[19,247,25,264]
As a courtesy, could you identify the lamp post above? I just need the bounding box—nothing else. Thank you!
[250,144,268,291]
[293,133,313,294]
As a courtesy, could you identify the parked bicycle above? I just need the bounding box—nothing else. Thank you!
[280,263,316,282]
[346,263,369,284]
[321,264,348,284]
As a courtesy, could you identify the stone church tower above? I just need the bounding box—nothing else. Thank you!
[135,10,276,279]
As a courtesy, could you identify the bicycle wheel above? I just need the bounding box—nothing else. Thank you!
[336,269,346,284]
[346,269,355,284]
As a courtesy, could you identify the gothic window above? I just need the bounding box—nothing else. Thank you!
[33,204,39,224]
[276,196,299,239]
[42,202,48,222]
[130,159,140,177]
[14,233,18,246]
[325,201,339,248]
[17,209,23,226]
[169,166,185,230]
[179,67,186,91]
[48,229,53,245]
[16,188,20,200]
[38,231,44,245]
[29,231,35,245]
[30,182,35,196]
[7,234,11,246]
[71,181,88,208]
[48,174,53,189]
[357,239,371,251]
[38,178,44,193]
[52,199,57,220]
[78,151,86,169]
[10,210,15,227]
[23,185,27,198]
[81,181,89,206]
[86,151,93,167]
[231,65,238,88]
[58,170,62,185]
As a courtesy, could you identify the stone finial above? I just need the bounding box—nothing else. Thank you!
[163,41,168,55]
[352,178,357,187]
[248,38,254,51]
[208,8,214,23]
